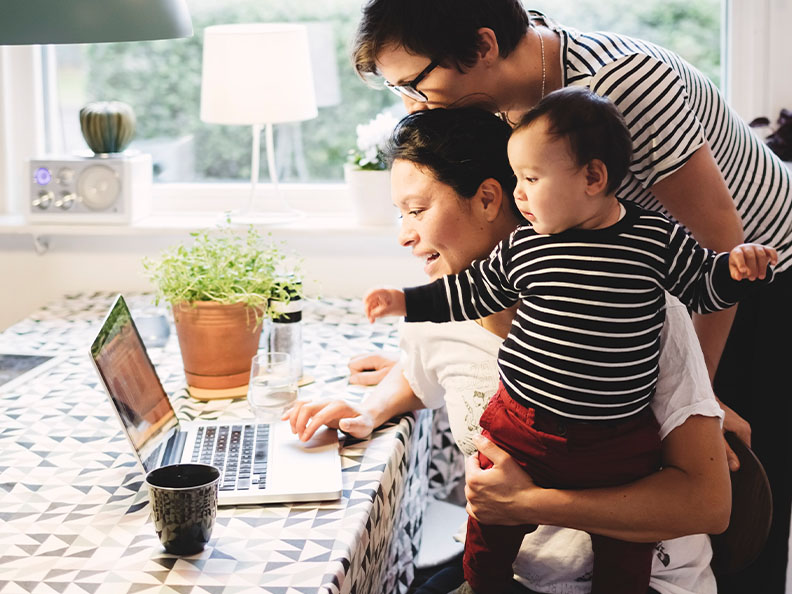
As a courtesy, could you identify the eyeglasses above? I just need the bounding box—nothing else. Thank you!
[383,59,439,102]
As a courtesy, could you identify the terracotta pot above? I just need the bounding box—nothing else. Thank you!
[172,301,263,390]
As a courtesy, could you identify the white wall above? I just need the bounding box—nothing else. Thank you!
[727,0,792,123]
[0,227,425,330]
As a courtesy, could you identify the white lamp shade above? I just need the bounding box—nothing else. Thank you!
[200,23,318,126]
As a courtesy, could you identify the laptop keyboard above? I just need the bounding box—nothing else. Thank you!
[190,424,270,491]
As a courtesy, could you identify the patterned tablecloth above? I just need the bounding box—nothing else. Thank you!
[0,294,464,594]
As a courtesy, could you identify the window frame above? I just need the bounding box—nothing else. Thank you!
[0,0,774,219]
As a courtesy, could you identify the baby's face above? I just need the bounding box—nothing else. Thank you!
[508,118,594,235]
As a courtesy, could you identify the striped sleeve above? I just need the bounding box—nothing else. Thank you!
[403,236,520,323]
[588,53,706,188]
[663,220,773,312]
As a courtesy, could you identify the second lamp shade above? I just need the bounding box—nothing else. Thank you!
[200,23,318,126]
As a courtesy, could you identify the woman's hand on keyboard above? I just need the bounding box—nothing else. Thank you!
[283,399,375,442]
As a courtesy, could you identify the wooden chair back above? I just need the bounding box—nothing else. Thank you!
[709,431,773,575]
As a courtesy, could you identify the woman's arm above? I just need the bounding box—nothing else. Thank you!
[465,414,731,542]
[651,143,743,377]
[651,144,744,254]
[651,144,753,450]
[285,360,424,441]
[347,352,399,386]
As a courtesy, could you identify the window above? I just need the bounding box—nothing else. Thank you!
[529,0,723,87]
[50,0,401,185]
[0,0,731,219]
[46,0,724,189]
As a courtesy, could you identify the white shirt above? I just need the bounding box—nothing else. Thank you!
[400,293,723,594]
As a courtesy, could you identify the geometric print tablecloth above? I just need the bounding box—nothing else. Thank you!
[0,294,460,594]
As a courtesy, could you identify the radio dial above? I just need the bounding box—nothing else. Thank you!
[77,164,121,211]
[56,168,75,186]
[33,190,54,210]
[55,192,76,210]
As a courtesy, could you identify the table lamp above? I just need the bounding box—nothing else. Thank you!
[200,23,318,224]
[0,0,192,44]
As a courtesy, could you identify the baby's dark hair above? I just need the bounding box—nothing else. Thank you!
[385,107,519,216]
[514,87,633,194]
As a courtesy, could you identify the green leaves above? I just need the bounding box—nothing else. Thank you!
[142,223,300,321]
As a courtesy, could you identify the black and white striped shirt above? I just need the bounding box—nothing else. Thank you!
[404,204,768,420]
[549,18,792,272]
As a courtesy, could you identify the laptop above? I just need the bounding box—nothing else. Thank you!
[0,351,62,392]
[89,294,342,505]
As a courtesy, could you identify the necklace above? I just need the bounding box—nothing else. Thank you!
[537,24,546,99]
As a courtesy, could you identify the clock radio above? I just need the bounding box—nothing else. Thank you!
[27,152,152,224]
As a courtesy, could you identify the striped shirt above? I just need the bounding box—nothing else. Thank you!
[542,15,792,272]
[404,203,769,420]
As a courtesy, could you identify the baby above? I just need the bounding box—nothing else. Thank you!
[364,88,777,594]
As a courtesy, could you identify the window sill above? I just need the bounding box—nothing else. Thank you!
[0,182,400,239]
[1,181,401,239]
[0,211,400,238]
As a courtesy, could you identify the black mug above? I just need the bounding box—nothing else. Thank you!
[145,463,220,555]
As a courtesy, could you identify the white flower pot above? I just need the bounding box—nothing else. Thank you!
[344,165,396,226]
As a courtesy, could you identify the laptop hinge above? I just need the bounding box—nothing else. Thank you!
[161,429,187,466]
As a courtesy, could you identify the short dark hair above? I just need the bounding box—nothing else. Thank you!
[513,87,633,194]
[385,107,519,216]
[352,0,530,79]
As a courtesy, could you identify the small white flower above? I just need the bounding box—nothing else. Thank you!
[350,110,400,170]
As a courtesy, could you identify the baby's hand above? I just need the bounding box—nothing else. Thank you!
[362,288,407,323]
[729,243,778,281]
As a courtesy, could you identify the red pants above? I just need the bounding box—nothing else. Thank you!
[464,383,661,594]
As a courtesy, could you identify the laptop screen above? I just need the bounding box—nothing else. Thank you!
[90,295,177,463]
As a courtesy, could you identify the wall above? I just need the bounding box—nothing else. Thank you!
[0,226,425,330]
[727,0,792,122]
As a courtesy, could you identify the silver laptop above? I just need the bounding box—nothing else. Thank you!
[90,294,342,505]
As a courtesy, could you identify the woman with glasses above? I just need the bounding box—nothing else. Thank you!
[351,3,791,592]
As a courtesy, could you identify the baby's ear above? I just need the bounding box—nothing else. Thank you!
[585,159,609,195]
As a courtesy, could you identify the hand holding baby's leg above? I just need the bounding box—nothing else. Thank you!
[729,244,778,280]
[362,288,407,322]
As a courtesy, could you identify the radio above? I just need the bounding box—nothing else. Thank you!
[27,152,152,224]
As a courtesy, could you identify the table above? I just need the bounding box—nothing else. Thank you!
[0,294,463,594]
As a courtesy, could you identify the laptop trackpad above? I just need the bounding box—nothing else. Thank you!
[266,422,342,498]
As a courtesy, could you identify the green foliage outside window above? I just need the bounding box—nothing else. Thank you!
[77,0,720,183]
[83,0,397,182]
[530,0,721,85]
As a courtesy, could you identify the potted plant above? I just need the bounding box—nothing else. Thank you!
[143,223,300,394]
[344,109,400,226]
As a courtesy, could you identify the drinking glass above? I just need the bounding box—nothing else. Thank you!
[134,308,171,349]
[247,352,297,422]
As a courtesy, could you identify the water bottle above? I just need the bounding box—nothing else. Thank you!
[269,280,303,381]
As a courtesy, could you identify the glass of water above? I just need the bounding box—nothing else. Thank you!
[247,352,298,423]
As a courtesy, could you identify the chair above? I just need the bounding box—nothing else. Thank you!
[709,431,773,575]
[415,498,468,570]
